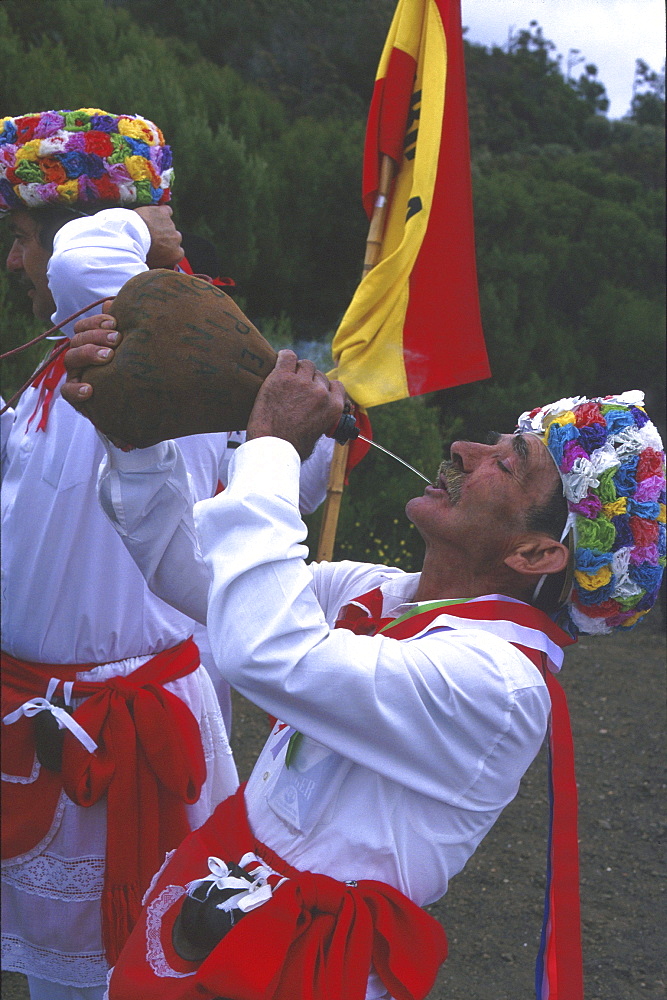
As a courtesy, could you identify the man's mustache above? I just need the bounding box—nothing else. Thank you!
[436,459,465,503]
[7,271,34,293]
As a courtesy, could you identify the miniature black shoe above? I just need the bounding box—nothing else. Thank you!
[172,861,253,962]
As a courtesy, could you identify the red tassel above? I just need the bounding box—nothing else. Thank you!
[102,883,144,966]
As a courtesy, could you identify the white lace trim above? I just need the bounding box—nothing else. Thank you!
[146,884,195,979]
[1,934,108,987]
[1,752,41,784]
[1,789,68,868]
[2,849,105,901]
[200,702,233,762]
[103,965,113,1000]
[142,848,177,905]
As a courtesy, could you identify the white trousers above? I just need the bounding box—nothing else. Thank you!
[27,977,105,1000]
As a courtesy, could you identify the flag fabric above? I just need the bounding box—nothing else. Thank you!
[330,0,490,408]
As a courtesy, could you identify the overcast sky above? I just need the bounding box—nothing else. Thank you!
[460,0,666,119]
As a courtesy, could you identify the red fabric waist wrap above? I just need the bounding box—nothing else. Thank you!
[1,638,206,964]
[108,783,447,1000]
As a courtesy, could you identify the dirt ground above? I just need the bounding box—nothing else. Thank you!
[3,616,664,1000]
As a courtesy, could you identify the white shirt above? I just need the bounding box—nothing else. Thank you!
[0,209,331,663]
[1,210,246,990]
[97,434,551,907]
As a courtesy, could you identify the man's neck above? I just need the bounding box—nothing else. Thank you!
[413,552,527,605]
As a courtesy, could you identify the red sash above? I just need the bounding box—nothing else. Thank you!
[1,638,206,964]
[108,784,447,1000]
[335,588,583,1000]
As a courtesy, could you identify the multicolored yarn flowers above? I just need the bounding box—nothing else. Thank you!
[0,108,173,214]
[517,391,665,636]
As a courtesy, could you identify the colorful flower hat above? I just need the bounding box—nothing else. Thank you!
[517,391,665,635]
[0,108,173,214]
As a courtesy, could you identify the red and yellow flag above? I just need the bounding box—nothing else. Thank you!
[330,0,490,407]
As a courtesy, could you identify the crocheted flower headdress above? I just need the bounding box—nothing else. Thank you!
[517,391,665,636]
[0,108,173,214]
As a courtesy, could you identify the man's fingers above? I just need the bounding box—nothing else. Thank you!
[325,380,346,430]
[64,343,115,373]
[274,349,298,371]
[328,379,347,405]
[73,312,116,335]
[61,379,93,405]
[296,358,317,379]
[69,328,120,354]
[274,352,326,384]
[62,332,118,407]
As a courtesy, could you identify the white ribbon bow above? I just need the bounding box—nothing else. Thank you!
[185,854,282,914]
[2,677,98,755]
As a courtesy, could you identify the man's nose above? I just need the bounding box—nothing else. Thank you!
[450,440,490,471]
[6,241,23,271]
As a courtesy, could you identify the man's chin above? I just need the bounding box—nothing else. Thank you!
[31,296,56,325]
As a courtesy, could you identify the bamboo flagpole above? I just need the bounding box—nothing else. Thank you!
[315,434,351,563]
[316,154,397,562]
[361,154,398,276]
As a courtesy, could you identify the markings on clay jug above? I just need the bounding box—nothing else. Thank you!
[236,348,266,376]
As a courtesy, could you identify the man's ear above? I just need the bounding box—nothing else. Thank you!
[504,534,571,579]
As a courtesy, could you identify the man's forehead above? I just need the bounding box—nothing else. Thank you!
[493,429,543,455]
[517,431,555,469]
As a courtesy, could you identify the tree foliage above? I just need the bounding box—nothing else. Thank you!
[108,0,396,119]
[630,58,665,127]
[1,1,664,565]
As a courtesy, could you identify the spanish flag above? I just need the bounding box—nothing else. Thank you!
[331,0,490,407]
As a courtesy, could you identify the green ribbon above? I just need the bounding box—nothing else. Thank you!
[377,597,473,634]
[285,730,304,768]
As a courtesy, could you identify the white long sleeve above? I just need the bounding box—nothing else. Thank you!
[97,433,334,624]
[97,439,211,624]
[48,208,150,335]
